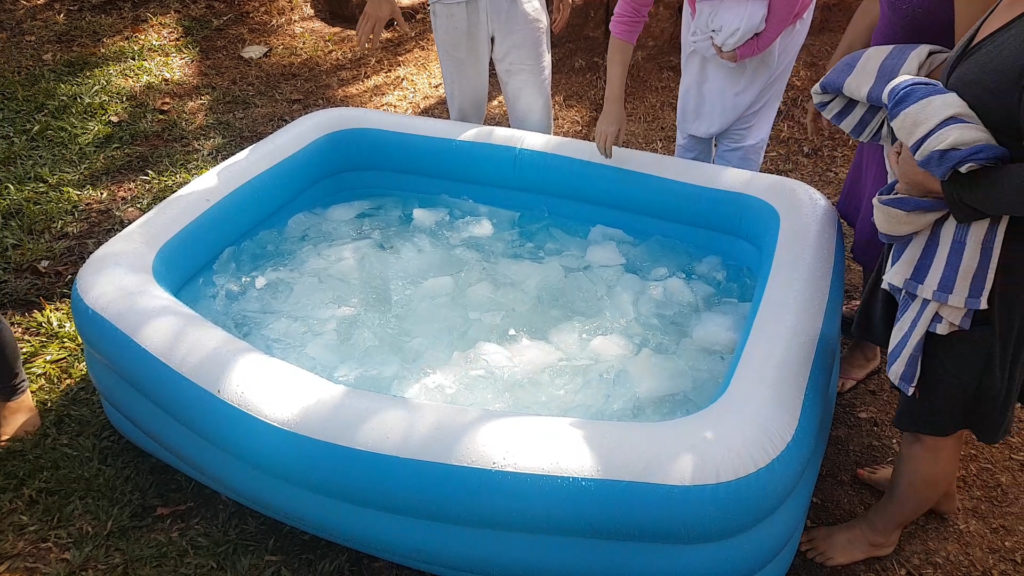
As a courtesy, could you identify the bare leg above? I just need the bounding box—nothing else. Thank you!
[0,388,41,445]
[1,316,41,445]
[800,430,966,567]
[856,464,958,515]
[838,339,881,393]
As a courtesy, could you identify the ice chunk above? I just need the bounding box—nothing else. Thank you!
[588,224,635,244]
[412,207,450,228]
[324,200,376,221]
[585,241,626,267]
[617,349,692,399]
[695,255,727,283]
[449,217,495,244]
[587,334,636,359]
[507,337,564,374]
[692,311,742,353]
[415,276,456,299]
[649,266,670,281]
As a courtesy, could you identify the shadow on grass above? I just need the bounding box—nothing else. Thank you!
[0,372,428,575]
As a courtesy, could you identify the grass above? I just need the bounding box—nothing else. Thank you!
[3,1,1022,575]
[0,2,421,574]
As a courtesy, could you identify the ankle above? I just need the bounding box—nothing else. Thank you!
[860,510,905,546]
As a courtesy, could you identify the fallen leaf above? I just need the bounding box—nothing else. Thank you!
[154,503,193,516]
[240,44,270,60]
[122,207,144,222]
[154,97,173,113]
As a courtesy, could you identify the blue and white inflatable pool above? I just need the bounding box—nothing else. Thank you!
[72,108,842,575]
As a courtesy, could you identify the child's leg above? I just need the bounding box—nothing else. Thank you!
[711,0,814,171]
[674,133,714,163]
[430,0,492,125]
[710,110,774,171]
[490,0,552,134]
[0,316,28,403]
[1,315,40,444]
[672,7,715,163]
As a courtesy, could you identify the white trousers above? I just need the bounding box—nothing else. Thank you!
[429,0,553,134]
[675,1,814,171]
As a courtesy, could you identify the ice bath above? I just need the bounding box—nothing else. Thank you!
[72,108,843,576]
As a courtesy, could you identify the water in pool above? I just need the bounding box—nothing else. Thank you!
[178,195,756,422]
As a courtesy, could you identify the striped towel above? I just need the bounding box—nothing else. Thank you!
[811,46,1011,395]
[811,44,950,145]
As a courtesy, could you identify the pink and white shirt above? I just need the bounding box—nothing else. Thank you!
[609,0,813,62]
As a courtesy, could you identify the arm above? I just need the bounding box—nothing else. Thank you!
[594,36,635,158]
[944,93,1024,221]
[733,0,814,62]
[594,0,654,158]
[820,0,879,69]
[943,163,1024,221]
[805,0,879,136]
[890,96,1024,221]
[607,0,656,46]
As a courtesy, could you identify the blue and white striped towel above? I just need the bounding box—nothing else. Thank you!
[811,44,950,145]
[812,46,1011,395]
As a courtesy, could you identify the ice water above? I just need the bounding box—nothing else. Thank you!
[178,195,757,422]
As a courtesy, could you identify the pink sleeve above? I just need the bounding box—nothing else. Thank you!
[734,0,813,62]
[608,0,657,45]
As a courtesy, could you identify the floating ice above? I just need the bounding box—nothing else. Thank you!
[585,241,626,267]
[179,195,756,422]
[412,207,450,228]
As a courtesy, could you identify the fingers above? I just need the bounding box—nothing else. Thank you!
[596,130,609,158]
[595,127,612,159]
[372,17,386,49]
[394,5,411,33]
[356,11,370,48]
[552,0,570,34]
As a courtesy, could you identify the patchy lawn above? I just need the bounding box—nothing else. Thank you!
[1,0,1021,574]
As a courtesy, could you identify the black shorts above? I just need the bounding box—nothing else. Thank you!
[852,247,1022,445]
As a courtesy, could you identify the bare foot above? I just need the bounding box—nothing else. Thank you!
[838,339,881,393]
[0,389,42,445]
[856,465,958,515]
[800,517,900,567]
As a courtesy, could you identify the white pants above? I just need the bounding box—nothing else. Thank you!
[429,0,553,134]
[675,1,814,171]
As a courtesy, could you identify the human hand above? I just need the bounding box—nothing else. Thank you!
[595,103,626,159]
[889,142,943,198]
[356,0,409,49]
[551,0,572,35]
[713,43,738,63]
[805,100,830,139]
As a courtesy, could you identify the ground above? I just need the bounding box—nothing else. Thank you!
[0,0,1022,574]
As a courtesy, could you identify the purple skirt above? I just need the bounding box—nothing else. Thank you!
[835,0,955,273]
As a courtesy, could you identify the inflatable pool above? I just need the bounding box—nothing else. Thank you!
[72,108,843,576]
